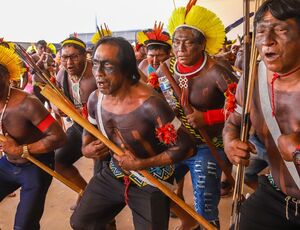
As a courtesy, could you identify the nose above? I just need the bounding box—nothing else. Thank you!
[261,30,276,47]
[93,64,106,77]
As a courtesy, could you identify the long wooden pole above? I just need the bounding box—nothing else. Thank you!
[0,134,83,195]
[40,84,216,230]
[231,1,263,229]
[160,63,235,187]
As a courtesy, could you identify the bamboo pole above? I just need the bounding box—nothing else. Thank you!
[160,63,235,187]
[231,1,263,229]
[0,134,83,195]
[40,84,216,230]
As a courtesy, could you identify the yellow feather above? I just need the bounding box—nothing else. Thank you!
[0,46,22,81]
[167,5,225,55]
[47,43,57,55]
[91,25,113,44]
[168,7,186,37]
[136,31,149,45]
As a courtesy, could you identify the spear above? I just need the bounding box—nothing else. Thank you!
[230,1,263,229]
[0,134,83,195]
[40,84,216,230]
[12,43,83,195]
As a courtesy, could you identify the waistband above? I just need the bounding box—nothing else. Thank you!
[109,158,174,187]
[265,174,300,220]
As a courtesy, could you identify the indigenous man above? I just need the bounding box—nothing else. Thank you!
[31,40,55,105]
[223,0,300,229]
[70,37,196,230]
[138,22,172,80]
[158,2,237,228]
[55,37,97,208]
[0,44,66,229]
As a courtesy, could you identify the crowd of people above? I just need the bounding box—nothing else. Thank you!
[0,0,299,229]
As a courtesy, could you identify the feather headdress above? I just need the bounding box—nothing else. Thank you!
[0,45,22,81]
[137,21,172,48]
[168,0,225,55]
[47,43,57,55]
[91,23,112,45]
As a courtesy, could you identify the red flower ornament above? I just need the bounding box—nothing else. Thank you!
[147,72,160,89]
[224,82,237,118]
[156,123,177,145]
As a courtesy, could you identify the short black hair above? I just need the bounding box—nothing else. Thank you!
[173,26,206,45]
[36,40,47,47]
[93,37,140,84]
[254,0,300,32]
[61,37,86,54]
[147,43,171,54]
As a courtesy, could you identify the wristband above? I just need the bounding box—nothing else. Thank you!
[203,109,225,126]
[21,144,30,158]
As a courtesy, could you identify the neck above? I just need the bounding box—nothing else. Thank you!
[178,53,204,70]
[70,61,87,82]
[106,82,135,103]
[276,64,300,79]
[175,52,207,79]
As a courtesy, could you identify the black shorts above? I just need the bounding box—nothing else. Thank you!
[71,164,170,230]
[238,175,300,230]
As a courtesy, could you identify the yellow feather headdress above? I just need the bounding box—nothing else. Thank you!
[91,23,112,45]
[0,45,22,81]
[168,0,225,55]
[47,43,57,55]
[137,21,172,48]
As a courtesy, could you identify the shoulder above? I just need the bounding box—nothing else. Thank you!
[87,90,98,105]
[141,92,174,117]
[10,88,45,114]
[208,59,237,81]
[138,58,148,71]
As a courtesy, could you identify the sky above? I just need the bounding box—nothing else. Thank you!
[1,0,245,43]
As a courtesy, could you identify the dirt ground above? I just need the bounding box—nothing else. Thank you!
[0,156,252,230]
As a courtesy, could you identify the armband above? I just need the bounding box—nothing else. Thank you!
[203,109,225,126]
[156,117,181,145]
[36,114,55,132]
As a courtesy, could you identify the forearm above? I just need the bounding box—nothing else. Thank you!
[27,125,66,154]
[223,114,242,155]
[136,151,174,170]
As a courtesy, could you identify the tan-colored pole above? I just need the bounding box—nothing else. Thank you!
[40,84,216,230]
[0,134,83,196]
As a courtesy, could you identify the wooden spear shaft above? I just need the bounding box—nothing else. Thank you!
[40,84,216,230]
[0,134,83,195]
[231,1,263,229]
[160,63,235,187]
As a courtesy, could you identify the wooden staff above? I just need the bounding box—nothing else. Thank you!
[0,134,83,195]
[159,63,235,187]
[40,84,216,230]
[231,1,263,229]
